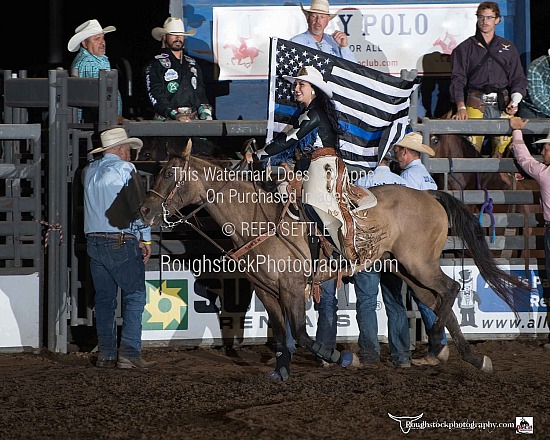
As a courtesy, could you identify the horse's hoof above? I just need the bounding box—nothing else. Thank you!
[481,355,493,373]
[437,345,450,363]
[350,352,362,368]
[339,350,353,367]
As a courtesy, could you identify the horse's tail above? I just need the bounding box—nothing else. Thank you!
[430,190,528,314]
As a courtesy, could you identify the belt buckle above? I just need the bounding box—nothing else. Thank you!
[481,92,497,105]
[119,232,125,246]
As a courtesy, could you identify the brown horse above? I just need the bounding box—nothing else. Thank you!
[430,133,540,192]
[139,141,528,380]
[430,133,541,258]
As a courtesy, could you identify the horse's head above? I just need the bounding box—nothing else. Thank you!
[140,138,199,226]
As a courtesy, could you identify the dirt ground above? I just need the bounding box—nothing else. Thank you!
[0,339,548,440]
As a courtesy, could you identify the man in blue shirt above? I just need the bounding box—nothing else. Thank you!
[83,127,155,369]
[392,132,449,366]
[354,155,412,368]
[68,19,123,122]
[291,0,356,63]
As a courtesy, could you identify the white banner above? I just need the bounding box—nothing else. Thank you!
[0,273,40,350]
[142,265,549,345]
[213,4,479,80]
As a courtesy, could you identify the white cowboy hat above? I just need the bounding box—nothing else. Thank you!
[300,1,336,20]
[151,17,196,41]
[393,132,436,157]
[283,66,333,98]
[533,129,550,144]
[90,128,143,154]
[67,19,116,52]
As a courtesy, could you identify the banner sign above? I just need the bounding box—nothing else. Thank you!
[0,273,40,350]
[142,265,549,345]
[213,4,478,79]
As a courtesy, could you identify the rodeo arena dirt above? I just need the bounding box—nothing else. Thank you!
[0,340,548,439]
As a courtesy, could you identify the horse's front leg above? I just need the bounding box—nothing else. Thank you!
[256,289,292,381]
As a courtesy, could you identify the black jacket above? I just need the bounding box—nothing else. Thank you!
[145,49,209,119]
[265,99,339,165]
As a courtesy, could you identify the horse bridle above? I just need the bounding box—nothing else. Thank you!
[146,156,309,298]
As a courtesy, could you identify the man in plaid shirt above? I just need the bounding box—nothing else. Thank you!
[519,49,550,119]
[68,19,123,123]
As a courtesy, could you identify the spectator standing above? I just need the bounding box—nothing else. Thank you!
[145,17,212,122]
[353,156,412,368]
[286,0,355,361]
[509,117,550,351]
[290,0,356,62]
[68,19,123,123]
[518,49,550,119]
[83,127,156,369]
[449,2,527,155]
[392,132,449,366]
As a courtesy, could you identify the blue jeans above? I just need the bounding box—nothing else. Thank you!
[286,278,338,354]
[87,235,146,360]
[315,278,338,350]
[413,296,448,355]
[355,270,410,365]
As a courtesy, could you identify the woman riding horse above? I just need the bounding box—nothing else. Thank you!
[247,65,348,263]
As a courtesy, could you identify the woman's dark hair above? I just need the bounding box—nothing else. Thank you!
[311,84,344,135]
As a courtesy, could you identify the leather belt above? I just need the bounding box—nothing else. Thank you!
[86,232,136,243]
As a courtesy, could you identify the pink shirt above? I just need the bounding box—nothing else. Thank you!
[511,130,550,221]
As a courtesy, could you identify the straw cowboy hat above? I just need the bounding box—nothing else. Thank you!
[151,17,196,41]
[283,66,333,98]
[300,0,336,19]
[393,132,435,157]
[90,127,143,154]
[67,19,116,52]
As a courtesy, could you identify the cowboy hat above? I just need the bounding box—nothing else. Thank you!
[89,128,143,154]
[151,17,196,41]
[300,0,336,19]
[533,128,550,144]
[67,19,116,52]
[393,132,435,157]
[283,66,333,98]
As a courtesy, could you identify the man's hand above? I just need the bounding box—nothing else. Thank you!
[509,116,528,131]
[332,31,348,48]
[505,102,519,115]
[453,103,468,120]
[176,111,197,122]
[139,242,152,264]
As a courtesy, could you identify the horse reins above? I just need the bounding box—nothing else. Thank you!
[147,156,298,299]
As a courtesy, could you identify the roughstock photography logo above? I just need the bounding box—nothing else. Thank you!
[515,417,533,434]
[388,413,423,434]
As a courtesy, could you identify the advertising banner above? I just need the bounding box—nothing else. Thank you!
[0,273,40,350]
[142,265,549,345]
[213,4,479,79]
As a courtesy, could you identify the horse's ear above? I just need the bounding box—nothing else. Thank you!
[166,137,193,159]
[183,138,192,159]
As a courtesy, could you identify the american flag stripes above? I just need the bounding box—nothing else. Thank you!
[266,38,420,170]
